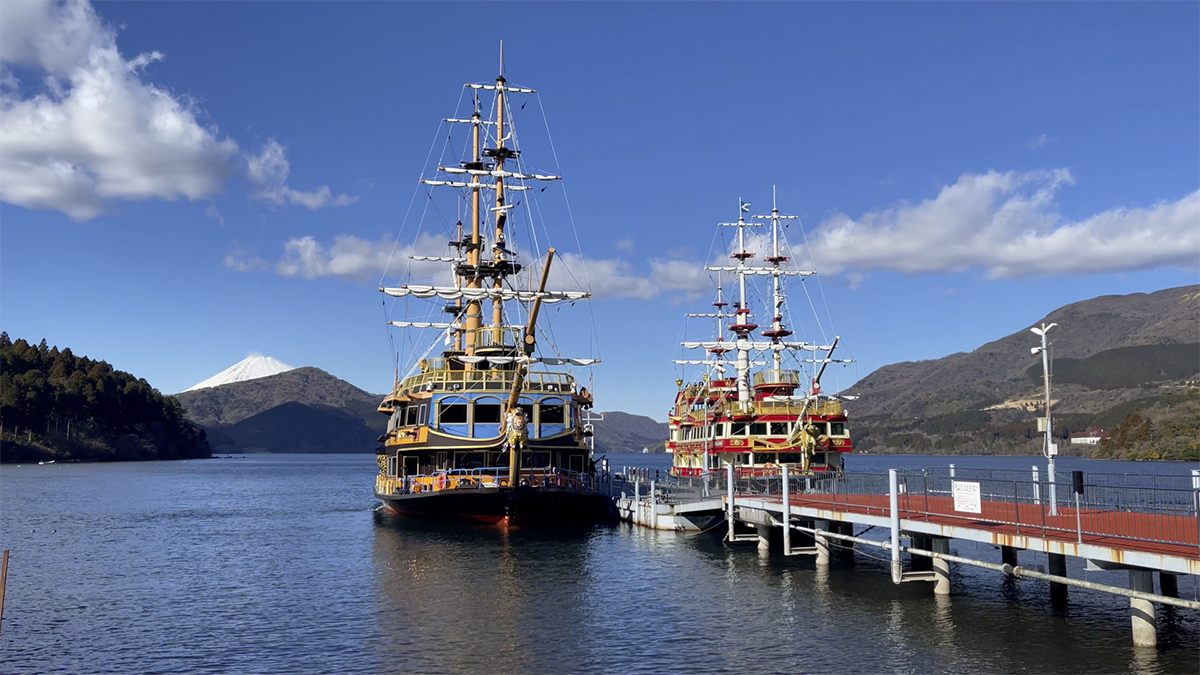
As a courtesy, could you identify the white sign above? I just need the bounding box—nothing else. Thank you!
[952,481,982,514]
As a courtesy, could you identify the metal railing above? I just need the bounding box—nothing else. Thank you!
[747,469,1200,553]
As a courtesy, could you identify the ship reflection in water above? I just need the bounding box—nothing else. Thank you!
[370,508,1196,675]
[1,454,1194,675]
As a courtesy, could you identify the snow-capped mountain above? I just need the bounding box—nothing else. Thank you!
[183,354,295,392]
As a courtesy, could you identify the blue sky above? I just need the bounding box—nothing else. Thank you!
[1,1,1197,421]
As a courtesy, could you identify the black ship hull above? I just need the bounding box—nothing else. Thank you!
[376,485,616,526]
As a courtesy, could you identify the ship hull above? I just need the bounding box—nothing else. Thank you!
[376,486,615,526]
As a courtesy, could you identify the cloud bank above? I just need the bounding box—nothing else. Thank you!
[0,0,353,220]
[800,170,1199,279]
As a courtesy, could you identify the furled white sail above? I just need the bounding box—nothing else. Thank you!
[408,255,462,263]
[388,321,460,329]
[419,179,531,191]
[705,266,816,276]
[681,340,834,352]
[439,167,561,181]
[456,356,600,365]
[381,286,591,302]
[465,83,537,93]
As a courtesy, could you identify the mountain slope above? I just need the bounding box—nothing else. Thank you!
[851,285,1199,419]
[184,355,294,392]
[174,366,384,430]
[846,285,1200,457]
[590,411,669,454]
[218,401,379,453]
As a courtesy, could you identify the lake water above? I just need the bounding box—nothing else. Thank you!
[1,453,1197,674]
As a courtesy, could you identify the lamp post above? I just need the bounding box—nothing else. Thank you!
[1031,322,1058,516]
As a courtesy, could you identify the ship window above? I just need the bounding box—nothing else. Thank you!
[437,398,469,425]
[778,453,802,464]
[404,405,419,426]
[418,404,428,425]
[830,422,846,436]
[474,401,503,424]
[526,452,551,468]
[386,456,397,477]
[540,400,567,424]
[455,452,486,469]
[749,422,767,436]
[812,422,828,436]
[770,422,789,435]
[731,422,748,436]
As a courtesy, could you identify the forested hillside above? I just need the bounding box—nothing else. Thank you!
[0,333,211,462]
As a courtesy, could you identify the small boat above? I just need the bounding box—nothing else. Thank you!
[372,50,611,527]
[668,193,856,478]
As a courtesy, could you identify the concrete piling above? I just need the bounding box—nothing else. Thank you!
[814,519,831,567]
[1128,569,1157,647]
[931,537,951,596]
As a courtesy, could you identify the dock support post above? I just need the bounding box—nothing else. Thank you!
[1032,466,1041,506]
[1001,545,1019,568]
[725,462,735,542]
[781,465,791,555]
[1048,553,1068,604]
[1160,572,1179,598]
[756,524,771,552]
[0,549,8,635]
[1129,569,1157,647]
[931,537,951,595]
[836,522,855,562]
[814,519,831,567]
[889,469,902,584]
[910,535,932,572]
[649,480,656,530]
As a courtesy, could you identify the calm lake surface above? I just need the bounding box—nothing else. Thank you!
[1,453,1197,674]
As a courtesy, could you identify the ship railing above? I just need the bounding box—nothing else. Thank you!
[396,368,576,396]
[387,466,596,495]
[752,369,800,387]
[740,470,1200,552]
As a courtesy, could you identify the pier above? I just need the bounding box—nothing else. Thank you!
[613,465,1200,647]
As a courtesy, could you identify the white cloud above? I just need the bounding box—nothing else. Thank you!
[238,231,714,302]
[799,170,1200,279]
[1026,134,1050,150]
[616,236,635,252]
[245,139,356,210]
[0,0,239,220]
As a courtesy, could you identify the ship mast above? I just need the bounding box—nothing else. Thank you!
[754,186,799,377]
[730,201,757,404]
[464,105,483,363]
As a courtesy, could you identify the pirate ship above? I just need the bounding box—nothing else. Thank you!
[373,53,610,525]
[668,194,855,477]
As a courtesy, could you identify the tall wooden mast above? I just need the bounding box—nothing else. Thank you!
[464,107,483,363]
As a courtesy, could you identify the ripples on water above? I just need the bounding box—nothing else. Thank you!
[0,454,1196,674]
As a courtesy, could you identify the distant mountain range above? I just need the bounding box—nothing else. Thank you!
[174,365,669,455]
[848,285,1199,458]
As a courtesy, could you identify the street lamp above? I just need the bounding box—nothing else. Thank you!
[1030,322,1058,515]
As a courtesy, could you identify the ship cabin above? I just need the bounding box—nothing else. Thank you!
[375,345,594,481]
[667,368,852,477]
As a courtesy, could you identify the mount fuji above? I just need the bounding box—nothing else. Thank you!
[183,355,295,392]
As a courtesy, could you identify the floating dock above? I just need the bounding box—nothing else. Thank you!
[613,465,1200,647]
